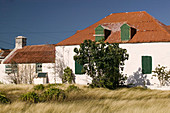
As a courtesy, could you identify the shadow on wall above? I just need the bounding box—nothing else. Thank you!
[127,68,150,86]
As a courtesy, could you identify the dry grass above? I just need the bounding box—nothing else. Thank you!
[0,84,170,113]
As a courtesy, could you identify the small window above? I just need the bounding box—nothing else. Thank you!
[142,56,152,74]
[5,64,17,74]
[75,61,84,74]
[5,64,12,74]
[36,63,42,73]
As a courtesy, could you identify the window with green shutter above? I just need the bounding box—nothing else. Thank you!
[75,61,84,74]
[142,56,152,74]
[121,24,130,41]
[5,64,12,74]
[36,63,42,73]
[95,25,105,41]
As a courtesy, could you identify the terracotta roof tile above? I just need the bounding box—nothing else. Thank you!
[0,49,12,59]
[4,44,55,64]
[56,11,170,46]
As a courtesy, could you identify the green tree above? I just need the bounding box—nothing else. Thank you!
[62,67,75,84]
[152,64,170,86]
[74,40,129,89]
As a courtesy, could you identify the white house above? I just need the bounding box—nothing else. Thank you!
[1,36,57,84]
[2,11,170,89]
[55,11,170,88]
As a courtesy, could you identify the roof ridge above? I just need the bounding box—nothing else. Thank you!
[109,11,146,15]
[24,44,55,48]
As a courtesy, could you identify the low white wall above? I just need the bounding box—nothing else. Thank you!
[146,85,170,90]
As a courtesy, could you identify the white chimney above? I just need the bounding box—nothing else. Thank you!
[15,36,27,49]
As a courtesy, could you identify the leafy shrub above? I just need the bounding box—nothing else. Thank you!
[0,93,10,104]
[46,83,62,88]
[42,88,66,101]
[62,67,75,84]
[34,84,45,91]
[66,85,80,92]
[20,92,39,103]
[152,64,170,86]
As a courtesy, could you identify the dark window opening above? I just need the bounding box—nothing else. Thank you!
[104,29,111,40]
[131,28,137,39]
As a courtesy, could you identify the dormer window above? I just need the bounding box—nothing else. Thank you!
[94,25,111,41]
[120,24,136,41]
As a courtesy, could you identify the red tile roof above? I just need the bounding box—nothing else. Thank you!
[0,49,12,59]
[4,44,55,64]
[56,11,170,46]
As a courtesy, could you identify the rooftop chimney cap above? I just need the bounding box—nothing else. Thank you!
[16,36,26,39]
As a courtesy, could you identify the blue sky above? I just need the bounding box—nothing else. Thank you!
[0,0,170,49]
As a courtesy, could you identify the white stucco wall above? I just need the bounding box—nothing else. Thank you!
[41,63,62,84]
[33,63,57,84]
[0,63,56,84]
[56,42,170,86]
[55,46,92,85]
[120,42,170,86]
[0,64,12,84]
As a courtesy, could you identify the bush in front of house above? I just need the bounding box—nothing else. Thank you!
[0,93,11,104]
[34,84,45,91]
[46,83,63,88]
[20,92,39,103]
[62,67,75,84]
[41,88,66,101]
[66,85,80,92]
[152,64,170,86]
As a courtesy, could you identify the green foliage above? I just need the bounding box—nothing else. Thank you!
[66,85,80,92]
[34,84,45,91]
[74,40,129,89]
[46,83,62,88]
[152,64,170,86]
[0,93,10,104]
[20,92,39,103]
[62,67,75,84]
[42,88,66,101]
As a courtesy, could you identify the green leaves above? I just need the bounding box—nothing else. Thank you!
[0,93,11,104]
[62,67,74,84]
[74,40,129,89]
[20,92,39,103]
[152,64,170,86]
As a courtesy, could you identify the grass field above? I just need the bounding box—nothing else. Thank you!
[0,84,170,113]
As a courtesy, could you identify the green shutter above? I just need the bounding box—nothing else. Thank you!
[75,61,84,74]
[121,24,130,41]
[5,65,12,74]
[95,25,104,41]
[142,56,152,74]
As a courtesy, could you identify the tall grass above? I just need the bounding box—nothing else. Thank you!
[0,84,170,113]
